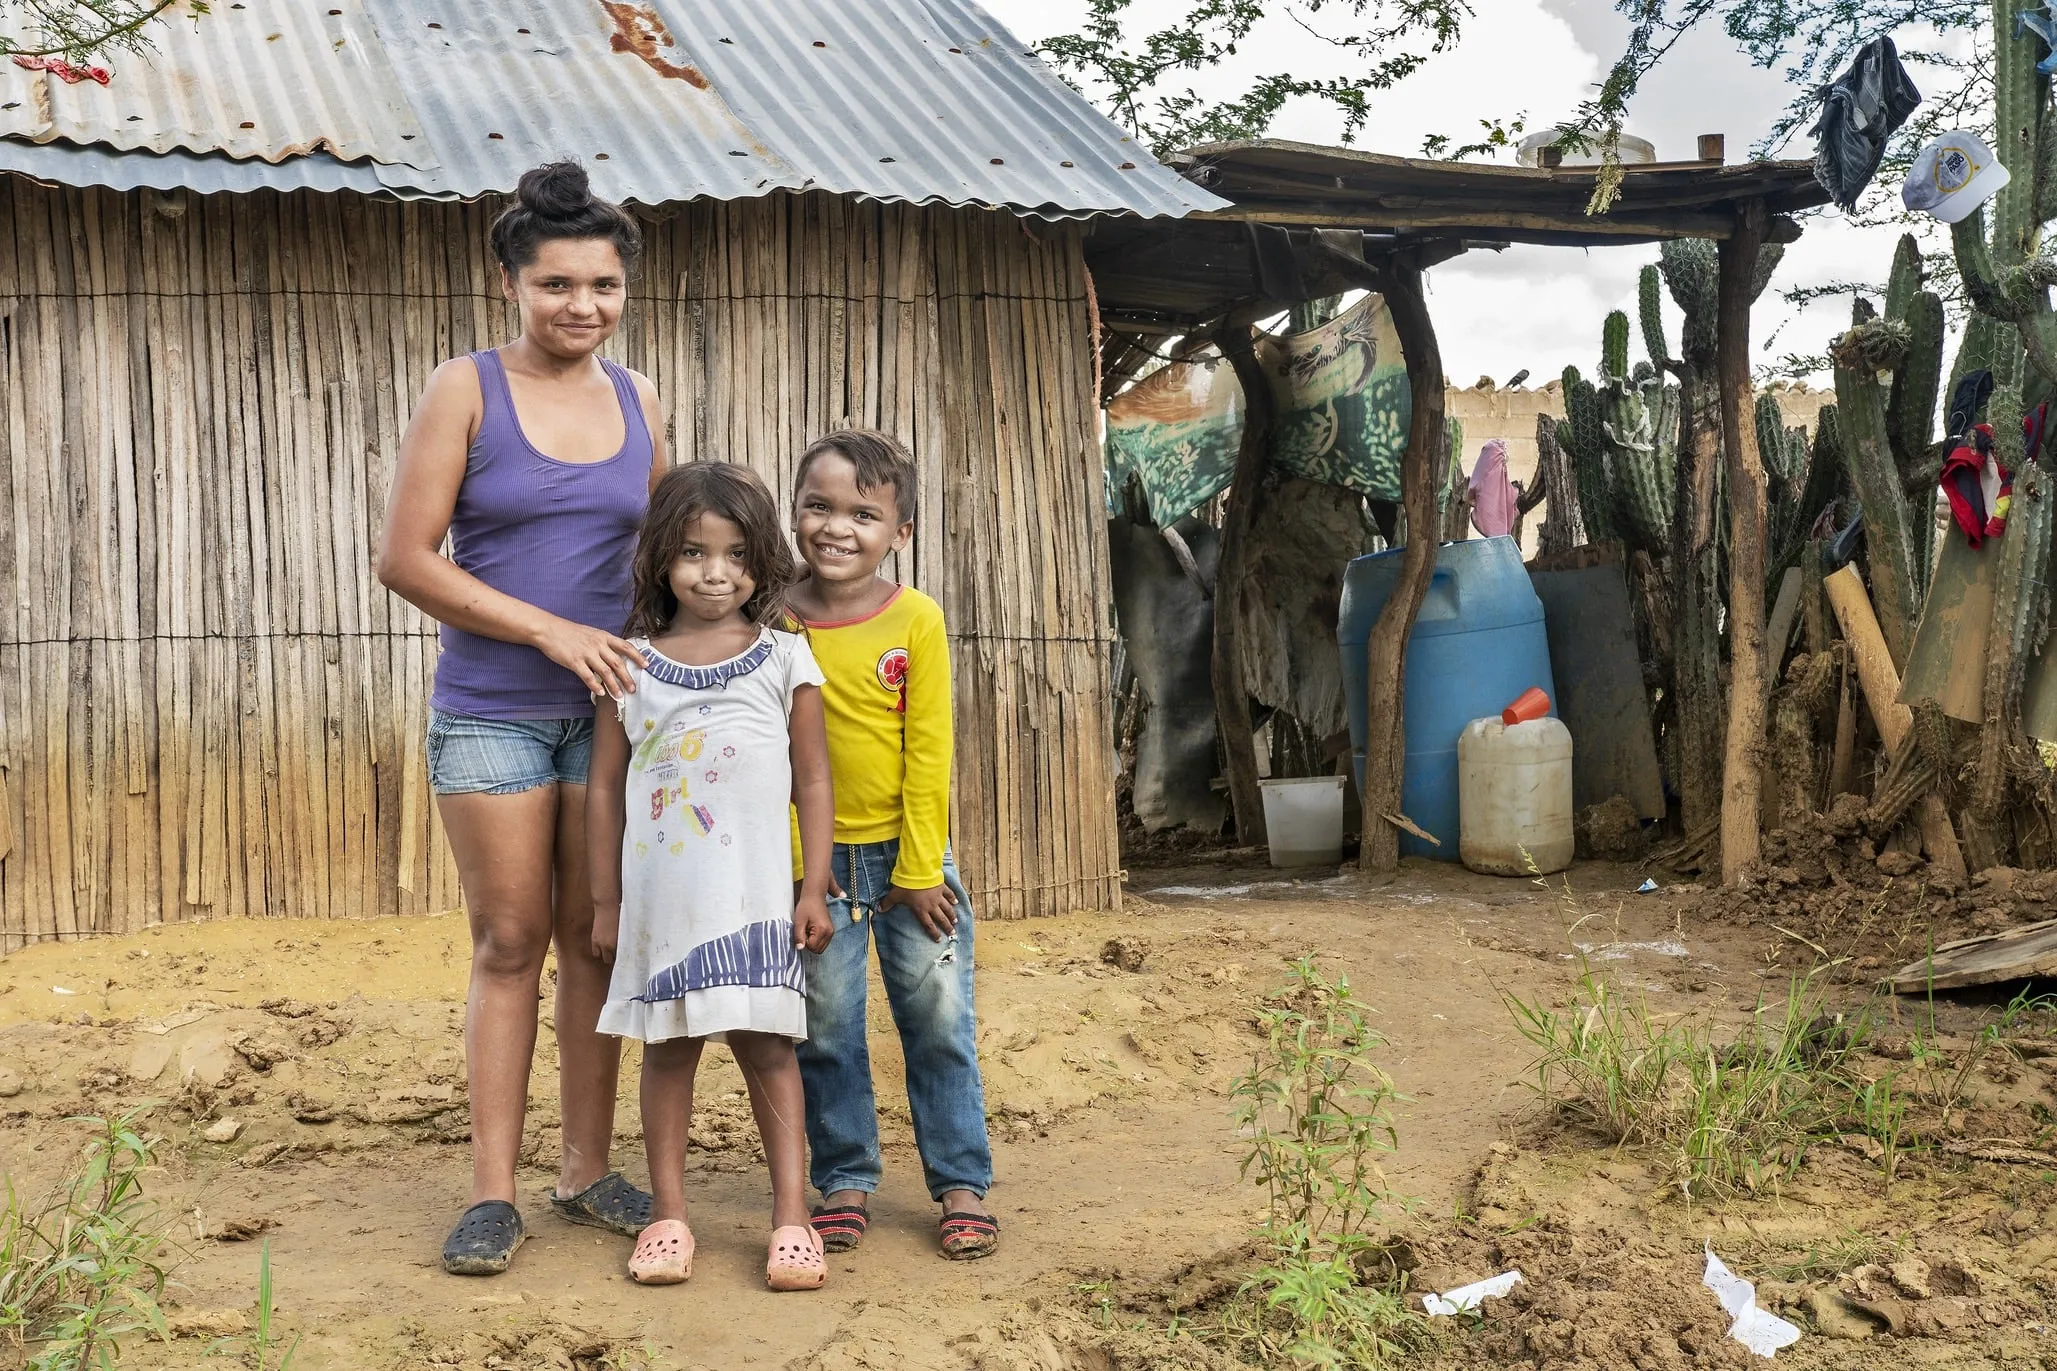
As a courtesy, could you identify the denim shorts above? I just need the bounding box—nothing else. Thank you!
[426,710,594,795]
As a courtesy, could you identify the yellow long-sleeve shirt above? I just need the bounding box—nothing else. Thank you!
[797,585,953,889]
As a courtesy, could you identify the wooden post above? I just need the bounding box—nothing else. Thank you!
[1716,205,1770,882]
[1358,260,1445,875]
[1214,328,1273,846]
[1823,565,1969,882]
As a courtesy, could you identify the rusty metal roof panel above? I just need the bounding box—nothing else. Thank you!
[358,0,800,202]
[0,0,1223,220]
[0,1,426,166]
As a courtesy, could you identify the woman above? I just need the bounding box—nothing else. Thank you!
[376,161,665,1276]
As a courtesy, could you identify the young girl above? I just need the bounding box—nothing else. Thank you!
[588,462,836,1291]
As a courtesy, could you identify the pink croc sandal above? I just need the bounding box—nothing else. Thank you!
[629,1219,693,1285]
[766,1224,826,1291]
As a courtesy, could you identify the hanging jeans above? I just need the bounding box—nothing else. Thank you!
[796,838,994,1200]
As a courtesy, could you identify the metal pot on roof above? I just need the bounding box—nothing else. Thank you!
[1516,126,1657,168]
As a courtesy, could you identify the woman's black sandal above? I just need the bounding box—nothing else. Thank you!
[548,1171,653,1238]
[442,1200,524,1276]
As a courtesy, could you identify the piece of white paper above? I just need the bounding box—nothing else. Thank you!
[1423,1269,1523,1316]
[1702,1248,1802,1358]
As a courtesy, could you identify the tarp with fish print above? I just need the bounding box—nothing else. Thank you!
[1103,355,1244,527]
[1102,293,1411,526]
[1257,292,1410,504]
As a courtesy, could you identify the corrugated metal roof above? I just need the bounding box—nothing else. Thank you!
[0,2,425,166]
[0,137,384,195]
[0,0,1224,220]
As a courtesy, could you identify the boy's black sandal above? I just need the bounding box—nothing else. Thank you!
[549,1171,653,1238]
[938,1210,999,1260]
[442,1200,524,1276]
[810,1201,870,1252]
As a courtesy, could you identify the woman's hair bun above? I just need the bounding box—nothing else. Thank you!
[516,161,592,220]
[491,159,643,275]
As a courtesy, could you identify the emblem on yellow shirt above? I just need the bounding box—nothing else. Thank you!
[876,646,909,713]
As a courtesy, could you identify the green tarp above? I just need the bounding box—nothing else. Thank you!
[1104,293,1415,526]
[1103,354,1243,527]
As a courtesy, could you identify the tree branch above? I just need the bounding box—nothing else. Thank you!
[1,0,188,60]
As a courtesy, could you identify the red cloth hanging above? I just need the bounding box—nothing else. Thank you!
[1939,422,2012,547]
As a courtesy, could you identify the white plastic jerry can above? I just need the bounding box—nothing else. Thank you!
[1457,716,1574,876]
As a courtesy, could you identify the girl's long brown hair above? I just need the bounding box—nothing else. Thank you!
[627,463,798,636]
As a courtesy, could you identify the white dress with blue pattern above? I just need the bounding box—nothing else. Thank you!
[597,627,825,1044]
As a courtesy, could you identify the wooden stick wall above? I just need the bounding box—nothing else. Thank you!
[0,181,1122,948]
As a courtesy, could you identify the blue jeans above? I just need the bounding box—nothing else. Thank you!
[796,839,993,1200]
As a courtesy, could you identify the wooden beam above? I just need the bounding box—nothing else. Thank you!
[1357,260,1445,876]
[1195,204,1741,238]
[1099,317,1186,336]
[1716,205,1769,883]
[1213,327,1274,847]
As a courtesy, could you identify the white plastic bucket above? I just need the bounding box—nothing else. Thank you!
[1259,775,1347,868]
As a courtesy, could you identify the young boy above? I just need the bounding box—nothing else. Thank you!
[788,429,998,1261]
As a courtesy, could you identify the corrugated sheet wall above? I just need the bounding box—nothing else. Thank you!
[0,181,1122,947]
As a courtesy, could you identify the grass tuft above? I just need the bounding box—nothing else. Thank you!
[1506,952,1893,1198]
[0,1109,173,1370]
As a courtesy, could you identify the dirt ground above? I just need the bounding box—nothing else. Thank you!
[3,857,2056,1369]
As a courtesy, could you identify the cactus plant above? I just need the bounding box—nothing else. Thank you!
[1643,236,1783,837]
[1755,392,1792,487]
[1830,310,1924,667]
[1558,364,1618,544]
[1763,394,1844,598]
[1883,233,1921,322]
[1557,312,1679,558]
[1637,263,1668,374]
[1924,0,2057,839]
[1816,229,1954,669]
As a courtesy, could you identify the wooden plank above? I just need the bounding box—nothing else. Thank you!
[1892,918,2057,993]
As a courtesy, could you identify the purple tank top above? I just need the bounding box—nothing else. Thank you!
[430,349,652,720]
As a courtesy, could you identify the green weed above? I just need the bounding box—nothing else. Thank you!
[1901,970,2057,1113]
[1071,1278,1117,1332]
[0,1111,172,1370]
[1213,959,1428,1370]
[246,1241,297,1369]
[1230,958,1405,1243]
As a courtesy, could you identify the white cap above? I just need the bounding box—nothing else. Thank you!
[1903,131,2011,223]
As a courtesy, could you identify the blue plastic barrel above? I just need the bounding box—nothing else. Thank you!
[1337,535,1556,859]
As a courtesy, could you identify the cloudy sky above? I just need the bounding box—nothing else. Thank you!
[982,0,1969,388]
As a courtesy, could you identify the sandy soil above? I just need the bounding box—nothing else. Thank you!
[2,858,2054,1369]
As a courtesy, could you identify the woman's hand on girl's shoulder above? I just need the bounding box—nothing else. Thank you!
[793,891,834,954]
[532,617,645,699]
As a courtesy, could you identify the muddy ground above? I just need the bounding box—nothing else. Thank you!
[2,857,2056,1369]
